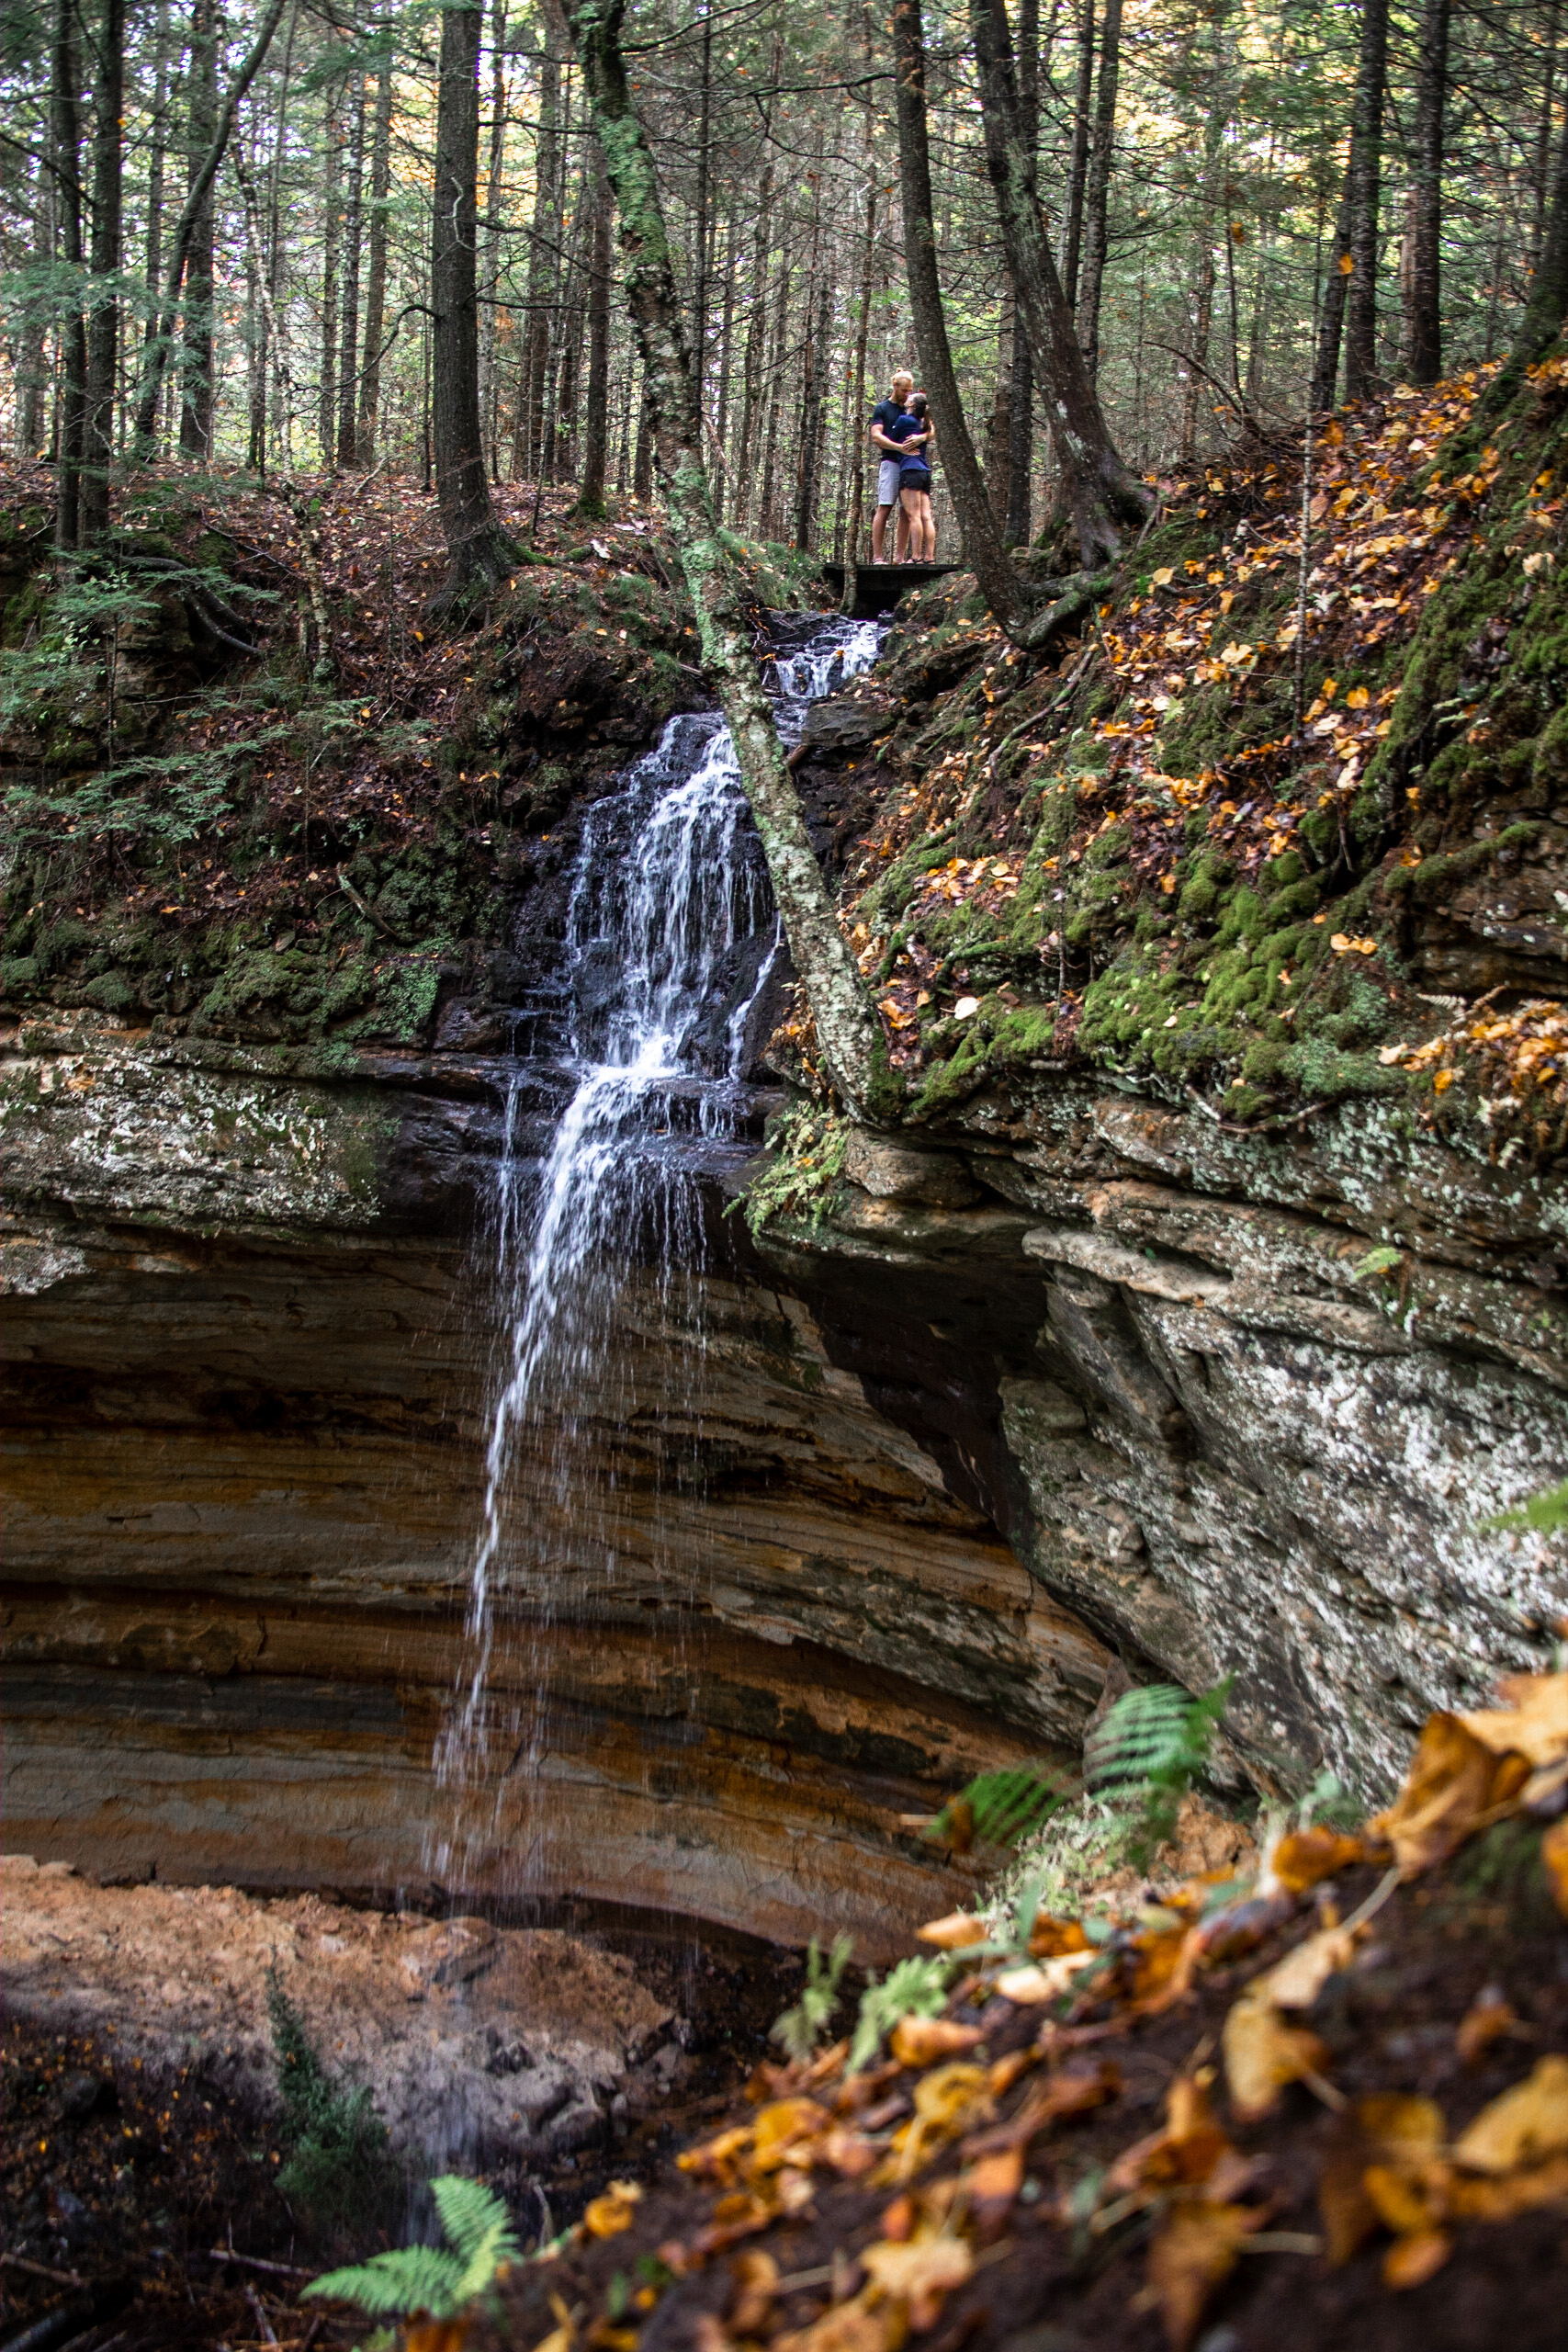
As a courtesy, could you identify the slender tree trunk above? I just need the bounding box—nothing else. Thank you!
[1344,0,1391,401]
[575,143,613,513]
[319,82,340,467]
[564,0,896,1125]
[737,164,773,525]
[758,256,789,536]
[1531,0,1562,274]
[432,1,520,596]
[1061,0,1094,310]
[266,2,299,467]
[841,173,876,611]
[1077,0,1122,378]
[692,4,713,398]
[131,0,288,454]
[51,0,85,550]
[1405,0,1450,385]
[1004,0,1039,545]
[985,288,1014,517]
[519,17,562,480]
[478,0,506,472]
[1181,43,1226,459]
[17,160,53,458]
[358,56,393,458]
[81,0,125,539]
[795,274,829,550]
[893,0,1026,625]
[1312,182,1353,410]
[243,133,267,470]
[337,71,367,464]
[1517,107,1568,358]
[180,0,219,455]
[141,0,171,401]
[633,384,653,493]
[969,0,1149,571]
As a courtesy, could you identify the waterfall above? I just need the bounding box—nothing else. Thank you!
[431,616,883,1886]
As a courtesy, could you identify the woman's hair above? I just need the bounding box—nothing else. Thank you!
[907,391,929,419]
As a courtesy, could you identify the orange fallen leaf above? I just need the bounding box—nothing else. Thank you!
[1365,1711,1532,1871]
[1382,2227,1452,2290]
[1027,1916,1092,1960]
[1269,1826,1366,1894]
[964,2143,1025,2233]
[1459,1669,1568,1768]
[582,2179,643,2238]
[1544,1817,1568,1921]
[1449,2150,1568,2220]
[1455,1984,1521,2065]
[773,2294,891,2352]
[1450,2053,1568,2175]
[1259,1924,1357,2010]
[1146,2199,1258,2350]
[750,2098,830,2174]
[408,2323,471,2352]
[728,2249,779,2335]
[1319,2093,1445,2265]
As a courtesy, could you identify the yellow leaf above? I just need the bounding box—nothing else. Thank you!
[772,2292,891,2352]
[1269,1827,1365,1895]
[1449,2150,1568,2220]
[915,1912,988,1951]
[994,1951,1098,2003]
[1151,565,1176,586]
[1433,1069,1455,1092]
[1338,252,1355,274]
[889,2017,984,2068]
[910,2062,992,2135]
[1160,871,1178,894]
[1451,2055,1568,2176]
[1319,2094,1446,2265]
[1146,2199,1257,2351]
[861,2234,974,2328]
[1346,685,1371,708]
[1459,1669,1568,1767]
[1366,1711,1533,1871]
[583,2179,644,2238]
[1223,1984,1332,2123]
[750,2098,829,2173]
[1259,1925,1356,2010]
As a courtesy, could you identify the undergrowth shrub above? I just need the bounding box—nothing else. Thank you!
[265,1970,404,2232]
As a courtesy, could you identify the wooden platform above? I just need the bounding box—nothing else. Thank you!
[819,560,962,618]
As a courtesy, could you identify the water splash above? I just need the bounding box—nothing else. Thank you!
[432,616,882,1869]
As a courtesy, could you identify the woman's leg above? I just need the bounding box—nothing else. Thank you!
[899,483,920,559]
[923,494,936,560]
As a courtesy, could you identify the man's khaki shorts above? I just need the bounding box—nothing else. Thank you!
[878,458,903,507]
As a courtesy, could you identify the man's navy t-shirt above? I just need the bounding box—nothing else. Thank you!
[870,398,905,453]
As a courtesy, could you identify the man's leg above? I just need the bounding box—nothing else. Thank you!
[872,502,891,562]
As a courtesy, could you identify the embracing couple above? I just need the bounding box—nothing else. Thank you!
[869,370,936,563]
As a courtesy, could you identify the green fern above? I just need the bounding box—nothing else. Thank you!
[771,1933,853,2064]
[924,1762,1071,1854]
[1084,1679,1233,1866]
[847,1954,953,2074]
[1483,1477,1568,1536]
[302,2175,520,2320]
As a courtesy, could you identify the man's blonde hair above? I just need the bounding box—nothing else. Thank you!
[891,370,914,389]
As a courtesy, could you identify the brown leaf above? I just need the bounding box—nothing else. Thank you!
[964,2143,1025,2234]
[1320,2095,1446,2264]
[1459,1670,1568,1767]
[1146,2199,1257,2351]
[772,2293,892,2352]
[728,2249,779,2335]
[750,2098,831,2173]
[1222,1985,1332,2124]
[1449,2151,1568,2221]
[1258,1925,1356,2010]
[1450,2054,1568,2176]
[860,2235,975,2330]
[915,1912,988,1951]
[1365,1712,1533,1871]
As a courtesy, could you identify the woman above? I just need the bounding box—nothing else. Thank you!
[889,392,936,562]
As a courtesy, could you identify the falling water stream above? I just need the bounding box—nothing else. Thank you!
[431,615,883,1896]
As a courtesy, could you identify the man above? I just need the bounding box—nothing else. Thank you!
[869,370,915,562]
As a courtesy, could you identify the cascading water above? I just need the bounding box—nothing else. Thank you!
[431,615,883,1894]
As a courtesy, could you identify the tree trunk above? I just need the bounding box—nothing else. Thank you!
[180,0,219,456]
[81,0,124,540]
[1343,0,1390,401]
[432,1,520,598]
[477,0,507,473]
[969,0,1149,572]
[736,162,773,526]
[1311,182,1352,411]
[131,0,288,456]
[714,200,739,511]
[51,0,85,550]
[575,143,613,514]
[1061,0,1094,310]
[16,157,52,458]
[518,17,562,480]
[1004,0,1039,545]
[841,175,876,607]
[795,273,830,551]
[243,130,267,471]
[141,0,170,424]
[1405,0,1450,385]
[1517,107,1568,360]
[357,56,393,458]
[1532,0,1562,274]
[632,384,653,493]
[758,256,789,537]
[564,0,895,1125]
[692,5,713,398]
[337,70,367,465]
[985,287,1014,519]
[893,0,1026,627]
[318,81,340,467]
[1077,0,1122,379]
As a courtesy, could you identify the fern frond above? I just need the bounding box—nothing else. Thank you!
[847,1955,951,2074]
[925,1763,1070,1854]
[431,2175,519,2274]
[771,1933,854,2064]
[1083,1684,1195,1793]
[301,2245,466,2318]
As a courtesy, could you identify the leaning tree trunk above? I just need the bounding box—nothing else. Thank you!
[80,0,124,541]
[431,1,519,599]
[563,0,897,1125]
[969,0,1149,571]
[1344,0,1390,401]
[892,0,1027,628]
[1405,0,1450,386]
